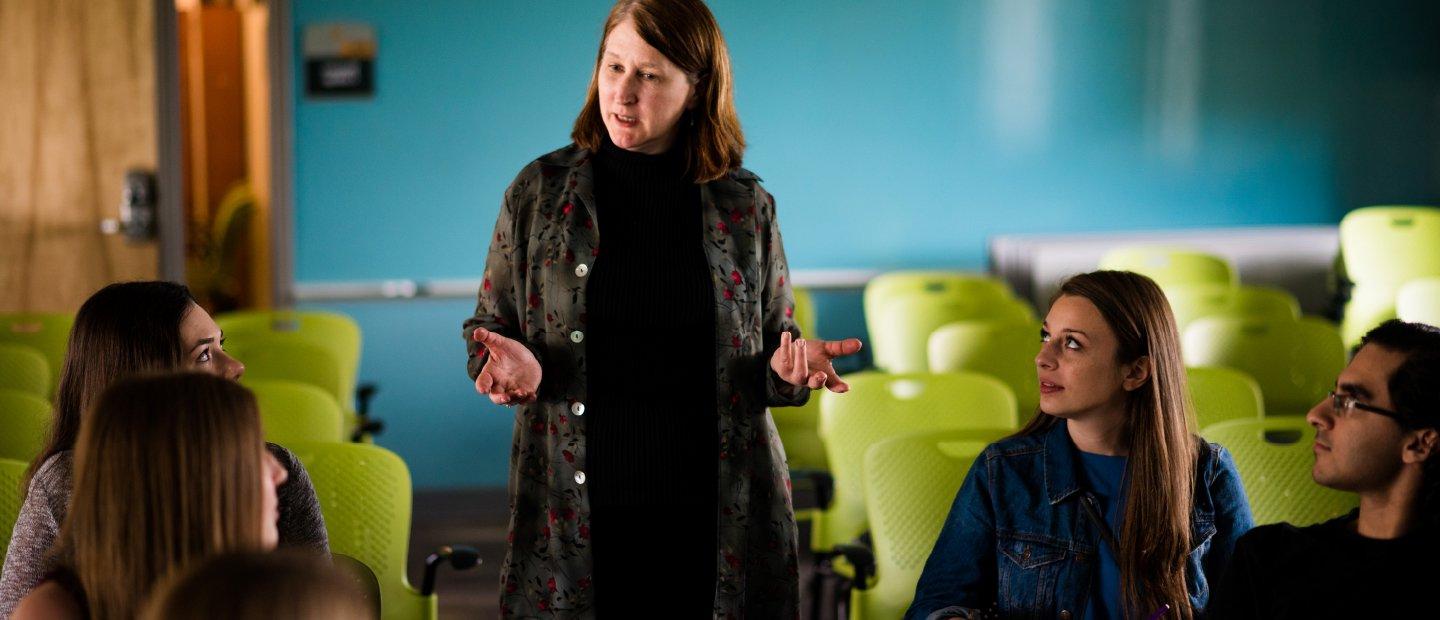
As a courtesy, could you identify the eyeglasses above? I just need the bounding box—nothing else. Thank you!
[1329,391,1403,421]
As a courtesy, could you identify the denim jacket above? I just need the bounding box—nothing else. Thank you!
[906,420,1253,620]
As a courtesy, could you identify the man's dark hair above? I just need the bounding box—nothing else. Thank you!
[1359,319,1440,529]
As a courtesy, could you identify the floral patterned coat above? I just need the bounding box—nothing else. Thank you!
[463,144,809,619]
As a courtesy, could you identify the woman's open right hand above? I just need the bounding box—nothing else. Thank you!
[471,327,542,406]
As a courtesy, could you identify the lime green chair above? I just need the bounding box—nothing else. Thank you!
[1164,284,1301,332]
[228,338,353,432]
[248,379,345,445]
[0,389,51,462]
[771,288,828,476]
[813,372,1016,562]
[1182,317,1344,417]
[1396,277,1440,327]
[0,313,73,396]
[287,442,432,620]
[843,430,990,620]
[216,310,361,405]
[1338,206,1440,347]
[1202,418,1357,526]
[865,272,1032,373]
[1186,366,1264,433]
[0,344,50,398]
[1098,246,1237,289]
[0,458,28,565]
[927,321,1040,417]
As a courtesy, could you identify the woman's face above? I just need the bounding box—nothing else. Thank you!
[597,18,697,155]
[179,303,244,380]
[259,448,287,549]
[1035,294,1141,422]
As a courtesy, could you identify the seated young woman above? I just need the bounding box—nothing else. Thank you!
[0,282,328,617]
[906,270,1254,620]
[11,373,290,619]
[139,550,375,620]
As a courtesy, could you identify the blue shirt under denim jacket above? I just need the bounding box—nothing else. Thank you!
[906,420,1254,620]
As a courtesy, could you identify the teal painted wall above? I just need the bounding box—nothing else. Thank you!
[290,0,1440,487]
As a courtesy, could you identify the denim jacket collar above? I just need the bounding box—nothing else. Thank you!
[1044,419,1088,506]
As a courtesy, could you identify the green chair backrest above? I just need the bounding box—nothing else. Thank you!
[791,287,817,338]
[1232,286,1302,322]
[229,338,345,408]
[0,344,51,398]
[1396,277,1440,327]
[249,379,345,445]
[927,321,1040,417]
[216,310,362,407]
[0,458,28,566]
[1186,366,1264,433]
[0,313,73,397]
[814,371,1016,553]
[1338,206,1440,347]
[1182,316,1344,416]
[1202,418,1358,526]
[1338,206,1440,291]
[286,442,433,620]
[1098,246,1237,289]
[866,273,1031,373]
[0,389,51,462]
[854,430,989,620]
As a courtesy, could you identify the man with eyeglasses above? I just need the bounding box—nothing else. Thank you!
[1209,319,1440,618]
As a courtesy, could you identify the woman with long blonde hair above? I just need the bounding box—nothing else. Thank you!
[11,373,288,620]
[908,271,1254,619]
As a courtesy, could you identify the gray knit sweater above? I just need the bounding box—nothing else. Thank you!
[0,443,329,618]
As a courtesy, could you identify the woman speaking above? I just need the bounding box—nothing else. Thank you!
[462,0,861,616]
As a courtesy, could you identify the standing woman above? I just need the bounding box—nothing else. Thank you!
[462,0,860,616]
[906,271,1253,619]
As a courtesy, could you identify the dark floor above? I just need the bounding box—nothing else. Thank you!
[407,490,831,619]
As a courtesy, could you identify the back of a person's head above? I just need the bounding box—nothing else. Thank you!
[36,281,196,479]
[1360,319,1440,528]
[60,372,267,620]
[140,551,375,620]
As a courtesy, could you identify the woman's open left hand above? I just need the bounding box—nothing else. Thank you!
[770,331,864,393]
[472,327,542,406]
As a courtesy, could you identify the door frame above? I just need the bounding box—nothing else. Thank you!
[155,0,185,282]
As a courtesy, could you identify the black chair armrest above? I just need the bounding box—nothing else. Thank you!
[420,544,482,596]
[789,469,834,511]
[831,542,875,590]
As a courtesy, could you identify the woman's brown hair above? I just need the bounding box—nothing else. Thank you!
[28,281,197,485]
[55,373,269,620]
[1017,270,1198,618]
[571,0,745,183]
[140,551,374,620]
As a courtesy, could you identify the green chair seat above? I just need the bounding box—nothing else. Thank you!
[0,344,50,399]
[287,442,434,620]
[0,389,51,462]
[1202,418,1357,526]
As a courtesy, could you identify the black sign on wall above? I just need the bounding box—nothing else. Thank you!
[303,23,376,98]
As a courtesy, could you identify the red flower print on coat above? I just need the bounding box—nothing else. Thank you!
[482,278,492,292]
[579,524,590,539]
[578,577,591,590]
[725,552,741,569]
[730,209,744,223]
[785,306,794,318]
[724,289,734,301]
[528,293,541,309]
[730,270,742,286]
[731,335,742,348]
[562,202,574,215]
[547,577,557,593]
[778,275,785,287]
[717,221,730,235]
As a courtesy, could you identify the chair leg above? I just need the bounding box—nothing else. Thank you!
[807,554,830,620]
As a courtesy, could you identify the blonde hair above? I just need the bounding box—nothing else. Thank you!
[1017,270,1198,618]
[55,373,270,620]
[140,551,375,620]
[571,0,745,182]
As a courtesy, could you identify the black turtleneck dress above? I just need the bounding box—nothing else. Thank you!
[585,139,719,612]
